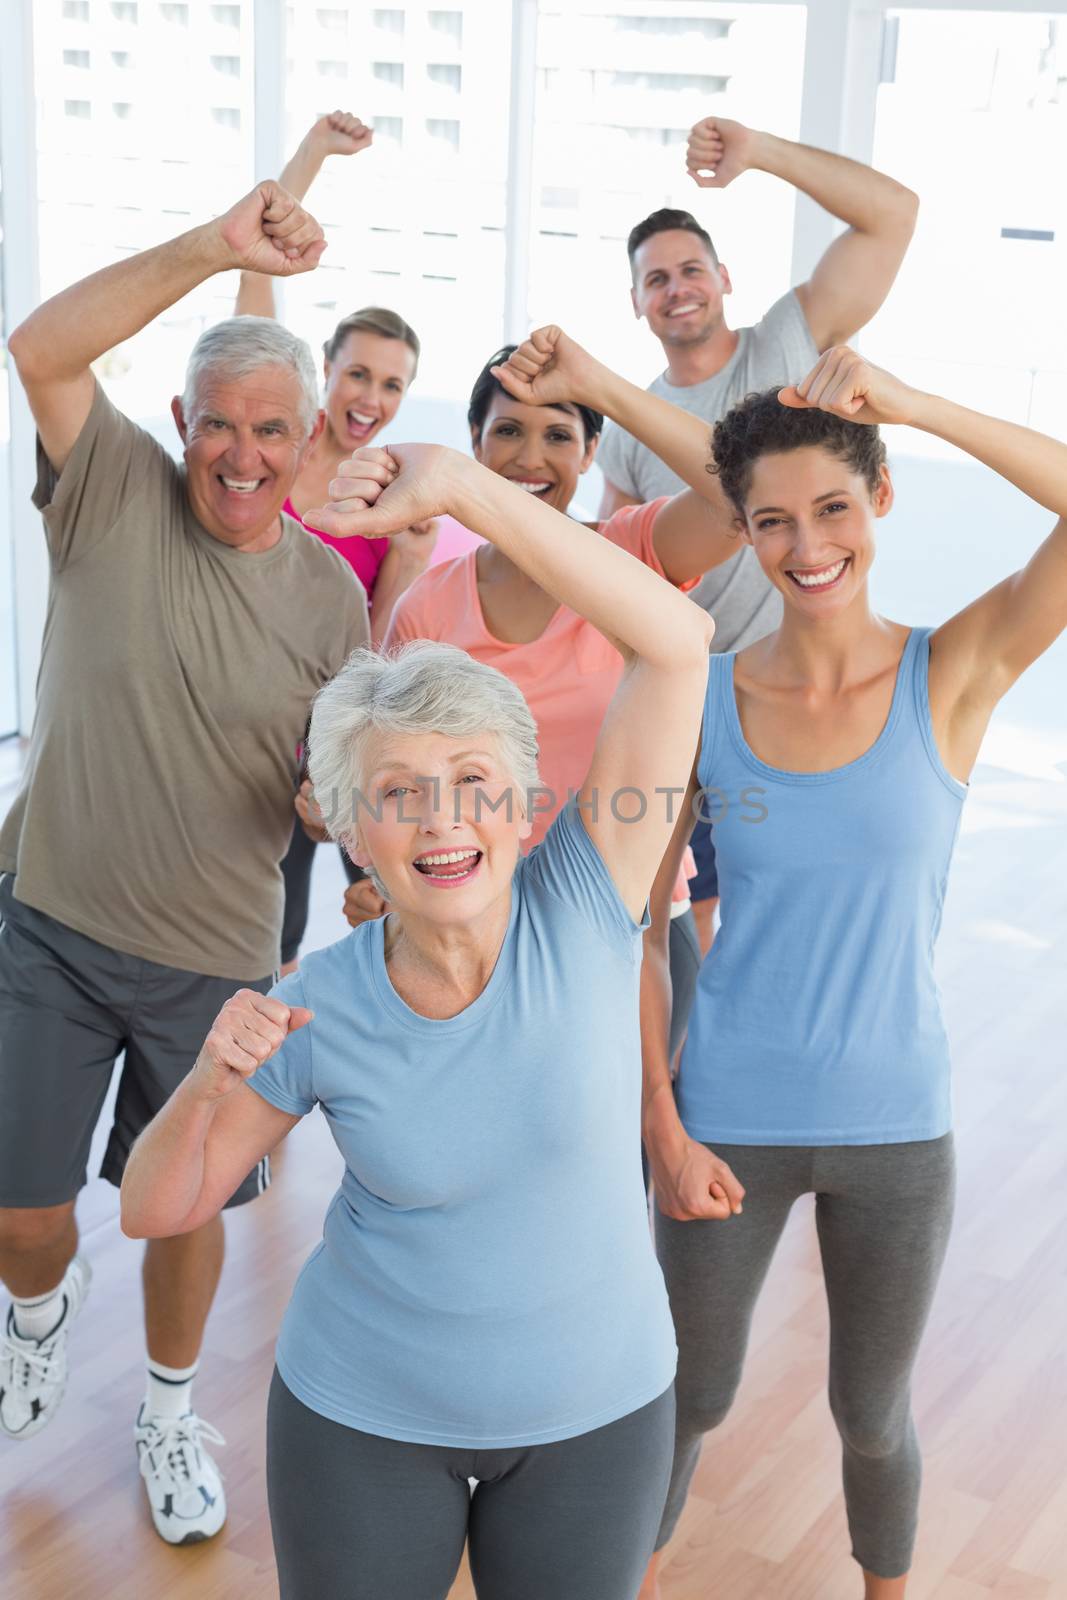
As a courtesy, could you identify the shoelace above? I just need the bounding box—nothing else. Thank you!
[1,1325,65,1391]
[138,1414,226,1488]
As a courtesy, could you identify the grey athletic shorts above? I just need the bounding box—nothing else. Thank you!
[0,874,273,1209]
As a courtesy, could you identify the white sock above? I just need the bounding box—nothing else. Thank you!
[12,1282,67,1342]
[145,1359,199,1421]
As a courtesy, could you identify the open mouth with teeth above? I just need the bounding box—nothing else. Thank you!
[345,409,380,441]
[786,556,851,593]
[665,302,704,319]
[218,474,269,497]
[508,479,555,498]
[411,848,483,886]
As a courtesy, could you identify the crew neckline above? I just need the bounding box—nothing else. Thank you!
[723,627,917,785]
[660,325,750,396]
[367,875,521,1034]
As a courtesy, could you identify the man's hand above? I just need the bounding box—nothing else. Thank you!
[647,1120,745,1222]
[307,109,374,159]
[491,326,606,412]
[295,779,330,844]
[217,182,327,276]
[779,346,918,427]
[304,444,461,541]
[343,879,389,929]
[190,991,312,1102]
[686,116,760,189]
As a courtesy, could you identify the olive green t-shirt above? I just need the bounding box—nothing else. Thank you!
[0,381,369,979]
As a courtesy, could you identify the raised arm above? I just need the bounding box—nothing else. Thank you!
[493,327,742,583]
[121,990,309,1239]
[783,347,1067,776]
[8,184,326,474]
[234,111,372,319]
[305,445,714,920]
[686,117,918,349]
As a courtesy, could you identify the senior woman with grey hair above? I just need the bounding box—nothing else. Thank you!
[121,438,729,1598]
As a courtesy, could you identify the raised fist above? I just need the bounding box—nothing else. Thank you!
[343,878,389,929]
[779,347,917,427]
[310,109,374,158]
[191,990,312,1101]
[491,326,604,412]
[217,182,327,276]
[686,116,757,189]
[304,444,461,541]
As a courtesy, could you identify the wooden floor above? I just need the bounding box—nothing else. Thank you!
[1,726,1066,1599]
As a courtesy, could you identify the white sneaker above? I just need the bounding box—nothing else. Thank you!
[0,1254,92,1441]
[134,1406,227,1545]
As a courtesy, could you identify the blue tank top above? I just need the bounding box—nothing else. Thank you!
[676,626,967,1146]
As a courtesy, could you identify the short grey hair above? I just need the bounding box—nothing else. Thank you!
[182,316,320,432]
[307,642,541,892]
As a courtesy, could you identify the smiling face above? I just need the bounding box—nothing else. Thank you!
[351,730,532,923]
[323,329,417,451]
[739,447,894,614]
[172,366,321,552]
[630,229,732,349]
[471,392,597,514]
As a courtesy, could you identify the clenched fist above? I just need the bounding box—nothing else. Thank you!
[308,109,374,159]
[191,990,312,1101]
[304,443,463,542]
[491,326,606,412]
[216,181,327,277]
[685,116,759,189]
[779,346,918,427]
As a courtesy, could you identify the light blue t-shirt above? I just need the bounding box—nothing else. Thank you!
[250,801,677,1447]
[677,627,968,1146]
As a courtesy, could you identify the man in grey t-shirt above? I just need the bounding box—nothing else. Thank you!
[599,115,918,946]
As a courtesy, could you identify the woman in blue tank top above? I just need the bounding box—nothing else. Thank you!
[641,346,1067,1600]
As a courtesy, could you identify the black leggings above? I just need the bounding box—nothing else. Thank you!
[266,1371,675,1600]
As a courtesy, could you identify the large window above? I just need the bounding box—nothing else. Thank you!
[528,2,808,385]
[864,9,1067,457]
[33,0,256,427]
[284,0,512,403]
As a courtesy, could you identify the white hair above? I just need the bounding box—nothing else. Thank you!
[182,316,320,432]
[307,642,541,894]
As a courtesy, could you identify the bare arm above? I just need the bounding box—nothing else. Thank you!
[121,990,308,1239]
[8,183,326,474]
[234,111,373,319]
[305,445,714,920]
[784,348,1067,775]
[640,766,745,1221]
[687,118,918,349]
[494,329,742,582]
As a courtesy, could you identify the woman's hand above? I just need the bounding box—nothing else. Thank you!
[779,346,919,427]
[648,1130,745,1222]
[307,109,374,159]
[343,878,389,928]
[388,517,440,564]
[189,991,312,1103]
[303,444,462,540]
[491,326,606,411]
[294,778,330,844]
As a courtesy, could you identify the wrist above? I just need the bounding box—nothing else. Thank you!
[745,128,781,176]
[901,386,939,433]
[195,217,243,278]
[642,1081,685,1145]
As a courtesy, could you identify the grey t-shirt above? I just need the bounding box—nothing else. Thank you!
[598,290,819,652]
[0,381,369,980]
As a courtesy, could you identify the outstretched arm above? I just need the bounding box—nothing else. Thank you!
[234,111,372,319]
[686,117,917,349]
[305,445,714,920]
[783,347,1067,775]
[494,328,742,583]
[8,184,325,474]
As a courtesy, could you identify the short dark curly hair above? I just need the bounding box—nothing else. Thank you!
[710,388,887,518]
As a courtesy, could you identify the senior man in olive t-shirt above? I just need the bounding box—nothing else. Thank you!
[0,184,367,1545]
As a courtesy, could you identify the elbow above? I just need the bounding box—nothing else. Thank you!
[892,183,920,241]
[7,321,37,381]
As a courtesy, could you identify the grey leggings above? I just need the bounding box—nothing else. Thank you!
[655,1135,955,1579]
[267,1371,675,1600]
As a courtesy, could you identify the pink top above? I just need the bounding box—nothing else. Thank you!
[428,514,486,567]
[384,497,695,900]
[283,497,389,599]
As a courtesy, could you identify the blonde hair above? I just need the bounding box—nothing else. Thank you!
[323,306,420,371]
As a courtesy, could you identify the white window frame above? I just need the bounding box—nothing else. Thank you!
[4,0,1067,734]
